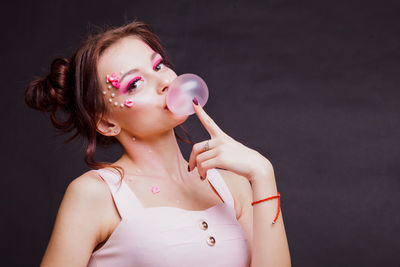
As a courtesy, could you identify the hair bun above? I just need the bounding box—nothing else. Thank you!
[25,57,75,131]
[25,57,71,112]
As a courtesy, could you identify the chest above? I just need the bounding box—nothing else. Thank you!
[124,175,225,211]
[89,204,251,267]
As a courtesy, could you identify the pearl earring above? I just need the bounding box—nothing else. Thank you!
[114,129,119,134]
[132,136,136,141]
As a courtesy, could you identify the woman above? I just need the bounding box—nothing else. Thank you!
[26,21,291,266]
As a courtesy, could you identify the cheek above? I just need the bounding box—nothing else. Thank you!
[125,94,157,111]
[114,94,160,129]
[117,94,166,136]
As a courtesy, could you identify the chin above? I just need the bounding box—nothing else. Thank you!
[174,113,190,125]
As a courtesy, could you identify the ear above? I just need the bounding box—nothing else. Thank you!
[96,116,121,136]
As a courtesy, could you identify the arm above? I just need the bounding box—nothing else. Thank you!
[188,100,291,266]
[220,160,291,267]
[239,158,291,266]
[40,171,112,267]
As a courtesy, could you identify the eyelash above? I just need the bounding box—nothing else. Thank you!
[125,58,166,93]
[126,77,143,93]
[153,58,165,71]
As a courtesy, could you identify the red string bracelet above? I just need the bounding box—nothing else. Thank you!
[251,192,281,224]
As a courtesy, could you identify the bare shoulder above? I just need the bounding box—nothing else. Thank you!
[40,170,116,266]
[213,169,253,218]
[67,169,110,201]
[64,169,119,237]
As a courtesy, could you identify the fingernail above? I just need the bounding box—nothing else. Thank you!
[200,176,205,180]
[192,97,198,105]
[187,165,190,172]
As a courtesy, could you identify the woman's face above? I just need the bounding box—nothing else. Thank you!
[97,36,187,138]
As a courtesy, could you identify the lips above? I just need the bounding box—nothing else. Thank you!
[125,99,134,107]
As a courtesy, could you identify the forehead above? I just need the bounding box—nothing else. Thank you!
[98,36,155,77]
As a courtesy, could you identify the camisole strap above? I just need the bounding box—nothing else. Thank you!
[206,168,235,209]
[95,169,141,220]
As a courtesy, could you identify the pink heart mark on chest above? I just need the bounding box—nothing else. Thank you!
[151,186,160,194]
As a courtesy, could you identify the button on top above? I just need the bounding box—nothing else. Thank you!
[199,220,208,230]
[206,236,216,246]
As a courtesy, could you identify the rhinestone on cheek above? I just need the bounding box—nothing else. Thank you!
[105,73,122,107]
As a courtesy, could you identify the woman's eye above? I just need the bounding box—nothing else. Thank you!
[153,59,165,71]
[127,77,143,92]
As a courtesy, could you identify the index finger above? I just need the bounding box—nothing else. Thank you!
[192,97,224,138]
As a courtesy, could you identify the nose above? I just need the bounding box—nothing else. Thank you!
[157,76,171,95]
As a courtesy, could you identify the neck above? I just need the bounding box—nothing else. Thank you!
[116,129,189,183]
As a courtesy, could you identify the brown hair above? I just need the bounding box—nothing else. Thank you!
[25,21,193,178]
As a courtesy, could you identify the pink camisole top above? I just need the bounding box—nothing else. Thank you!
[87,168,251,267]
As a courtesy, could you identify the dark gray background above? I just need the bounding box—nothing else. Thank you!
[2,0,399,266]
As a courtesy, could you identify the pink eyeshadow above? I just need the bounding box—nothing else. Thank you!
[122,76,142,93]
[152,58,163,70]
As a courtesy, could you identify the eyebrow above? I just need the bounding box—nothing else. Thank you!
[119,52,159,83]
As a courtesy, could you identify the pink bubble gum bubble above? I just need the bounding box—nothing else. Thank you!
[166,73,209,116]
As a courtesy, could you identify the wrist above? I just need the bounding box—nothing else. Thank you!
[251,172,278,205]
[249,158,275,184]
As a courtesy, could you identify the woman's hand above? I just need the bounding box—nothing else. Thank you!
[188,98,273,182]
